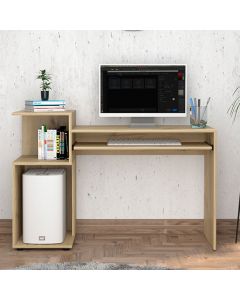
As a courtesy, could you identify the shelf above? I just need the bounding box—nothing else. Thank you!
[14,155,71,166]
[13,232,74,249]
[12,110,75,116]
[73,142,213,154]
[12,110,77,250]
[72,125,216,134]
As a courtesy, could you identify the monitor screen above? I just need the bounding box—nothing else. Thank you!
[99,64,187,117]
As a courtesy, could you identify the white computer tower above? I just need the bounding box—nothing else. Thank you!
[23,169,66,244]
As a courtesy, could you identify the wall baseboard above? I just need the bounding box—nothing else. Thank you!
[0,219,236,234]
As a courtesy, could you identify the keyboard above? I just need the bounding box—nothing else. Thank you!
[107,138,182,146]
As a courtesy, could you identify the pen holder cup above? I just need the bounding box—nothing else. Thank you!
[190,106,207,128]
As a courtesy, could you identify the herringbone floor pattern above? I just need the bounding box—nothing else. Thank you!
[0,220,239,269]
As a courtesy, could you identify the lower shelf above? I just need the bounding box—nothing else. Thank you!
[13,232,74,249]
[14,155,71,166]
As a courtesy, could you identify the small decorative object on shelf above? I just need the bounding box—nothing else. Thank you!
[37,69,52,101]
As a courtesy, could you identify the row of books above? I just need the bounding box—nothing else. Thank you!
[25,100,66,112]
[38,125,69,160]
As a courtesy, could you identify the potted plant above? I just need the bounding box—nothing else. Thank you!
[37,69,51,100]
[228,87,240,121]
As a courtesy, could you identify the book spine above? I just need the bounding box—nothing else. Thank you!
[52,129,57,160]
[41,125,44,159]
[64,131,69,159]
[25,105,65,109]
[46,130,51,160]
[46,130,57,160]
[59,130,65,159]
[42,125,47,159]
[46,130,50,160]
[25,100,65,105]
[56,130,60,159]
[25,108,65,112]
[38,129,43,159]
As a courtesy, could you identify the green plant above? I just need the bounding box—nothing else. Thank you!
[228,87,240,121]
[37,69,52,91]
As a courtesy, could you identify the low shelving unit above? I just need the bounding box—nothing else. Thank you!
[12,110,76,249]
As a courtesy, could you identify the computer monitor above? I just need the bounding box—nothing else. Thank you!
[99,64,187,118]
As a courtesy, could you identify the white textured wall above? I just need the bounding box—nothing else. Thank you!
[1,30,240,219]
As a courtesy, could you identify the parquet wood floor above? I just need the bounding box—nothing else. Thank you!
[0,220,239,269]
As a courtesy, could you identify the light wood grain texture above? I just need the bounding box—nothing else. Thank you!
[68,110,76,162]
[12,165,75,249]
[12,112,216,250]
[14,155,71,165]
[75,133,209,144]
[12,111,76,249]
[73,142,212,154]
[12,110,75,116]
[0,220,238,270]
[22,115,70,160]
[72,125,216,134]
[12,165,23,247]
[72,125,217,250]
[71,154,76,237]
[204,131,216,250]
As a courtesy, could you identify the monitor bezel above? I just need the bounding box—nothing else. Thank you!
[99,64,187,118]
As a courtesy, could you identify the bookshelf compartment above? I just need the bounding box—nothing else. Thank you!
[12,163,75,249]
[21,114,72,162]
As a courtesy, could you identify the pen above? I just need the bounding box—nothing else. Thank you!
[189,98,196,118]
[198,99,201,124]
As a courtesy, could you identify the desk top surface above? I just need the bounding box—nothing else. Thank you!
[72,125,215,133]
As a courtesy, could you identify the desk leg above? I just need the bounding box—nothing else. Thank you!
[204,147,216,250]
[72,154,76,237]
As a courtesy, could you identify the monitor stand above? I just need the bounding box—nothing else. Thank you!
[129,117,159,128]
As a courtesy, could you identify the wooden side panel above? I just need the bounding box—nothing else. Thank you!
[71,154,76,237]
[68,111,75,163]
[69,110,76,240]
[204,132,216,250]
[65,166,72,232]
[12,165,23,247]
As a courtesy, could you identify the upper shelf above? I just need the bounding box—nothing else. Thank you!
[12,110,75,116]
[72,125,216,134]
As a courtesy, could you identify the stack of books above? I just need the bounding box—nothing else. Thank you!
[25,100,66,112]
[38,125,69,160]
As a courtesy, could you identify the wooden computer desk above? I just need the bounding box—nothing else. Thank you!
[72,124,216,250]
[13,110,216,250]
